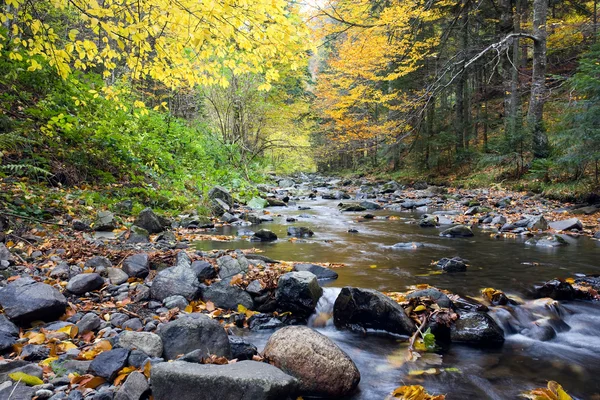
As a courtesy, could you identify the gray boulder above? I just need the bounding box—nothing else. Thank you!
[276,271,322,319]
[118,331,163,358]
[127,225,150,244]
[0,279,67,324]
[0,315,19,352]
[359,201,381,210]
[134,208,168,234]
[94,210,117,231]
[158,314,231,360]
[114,371,149,400]
[406,288,452,308]
[228,336,258,361]
[440,225,474,238]
[526,215,548,231]
[293,264,338,280]
[253,230,278,242]
[84,256,112,271]
[549,218,583,232]
[89,348,130,381]
[191,261,217,281]
[333,287,415,336]
[67,273,104,295]
[150,252,200,301]
[209,186,233,216]
[107,268,129,285]
[450,312,505,347]
[525,235,568,248]
[217,256,248,280]
[263,326,359,397]
[122,253,150,278]
[76,312,102,333]
[152,361,297,400]
[436,257,467,273]
[201,281,254,310]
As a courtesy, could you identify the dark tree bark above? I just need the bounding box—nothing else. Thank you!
[527,0,550,158]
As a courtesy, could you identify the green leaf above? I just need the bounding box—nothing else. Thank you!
[422,328,436,351]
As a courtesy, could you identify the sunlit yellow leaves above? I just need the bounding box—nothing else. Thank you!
[78,339,112,360]
[521,381,572,400]
[3,0,311,102]
[387,385,446,400]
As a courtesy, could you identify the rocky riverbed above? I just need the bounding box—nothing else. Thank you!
[0,174,598,399]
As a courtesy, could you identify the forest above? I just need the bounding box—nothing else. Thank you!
[0,1,599,400]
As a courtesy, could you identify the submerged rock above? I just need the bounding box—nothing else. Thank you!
[263,326,360,397]
[437,257,467,273]
[333,287,415,336]
[419,214,439,227]
[287,226,314,237]
[525,235,568,248]
[450,312,504,347]
[152,361,297,400]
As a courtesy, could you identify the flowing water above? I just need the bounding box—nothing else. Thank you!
[195,198,600,399]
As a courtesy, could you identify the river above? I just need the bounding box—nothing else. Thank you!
[196,196,600,399]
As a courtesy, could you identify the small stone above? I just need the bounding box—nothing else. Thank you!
[89,348,130,381]
[66,273,104,295]
[122,253,150,279]
[118,331,163,358]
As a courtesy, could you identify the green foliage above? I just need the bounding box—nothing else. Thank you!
[422,328,436,351]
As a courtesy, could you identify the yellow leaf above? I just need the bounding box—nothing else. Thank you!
[40,356,59,366]
[9,372,43,386]
[413,305,427,312]
[28,332,46,344]
[58,325,79,338]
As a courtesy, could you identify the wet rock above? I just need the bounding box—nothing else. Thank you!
[0,315,19,352]
[118,331,163,358]
[114,371,149,400]
[248,314,284,331]
[531,279,575,300]
[407,288,452,308]
[191,261,216,281]
[359,201,381,210]
[333,287,416,336]
[293,264,338,280]
[522,324,556,341]
[419,214,439,227]
[151,360,297,400]
[201,281,254,310]
[134,208,169,234]
[263,326,360,397]
[440,225,474,238]
[107,268,129,285]
[89,348,130,381]
[525,235,568,248]
[252,229,278,242]
[450,312,504,347]
[452,296,488,312]
[150,253,200,301]
[228,336,258,361]
[287,227,314,237]
[549,218,583,232]
[0,278,67,325]
[122,253,150,278]
[158,314,231,360]
[67,273,104,295]
[276,271,322,319]
[437,257,467,273]
[94,211,117,231]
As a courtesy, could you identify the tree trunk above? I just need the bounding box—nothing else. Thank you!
[499,0,513,136]
[528,0,549,158]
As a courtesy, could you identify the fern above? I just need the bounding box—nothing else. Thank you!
[1,164,51,176]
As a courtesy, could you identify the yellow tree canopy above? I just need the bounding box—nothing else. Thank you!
[1,0,311,93]
[313,0,450,143]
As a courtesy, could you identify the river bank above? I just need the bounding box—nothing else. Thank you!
[0,174,598,399]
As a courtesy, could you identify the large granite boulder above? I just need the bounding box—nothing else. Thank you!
[263,326,360,397]
[151,361,297,400]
